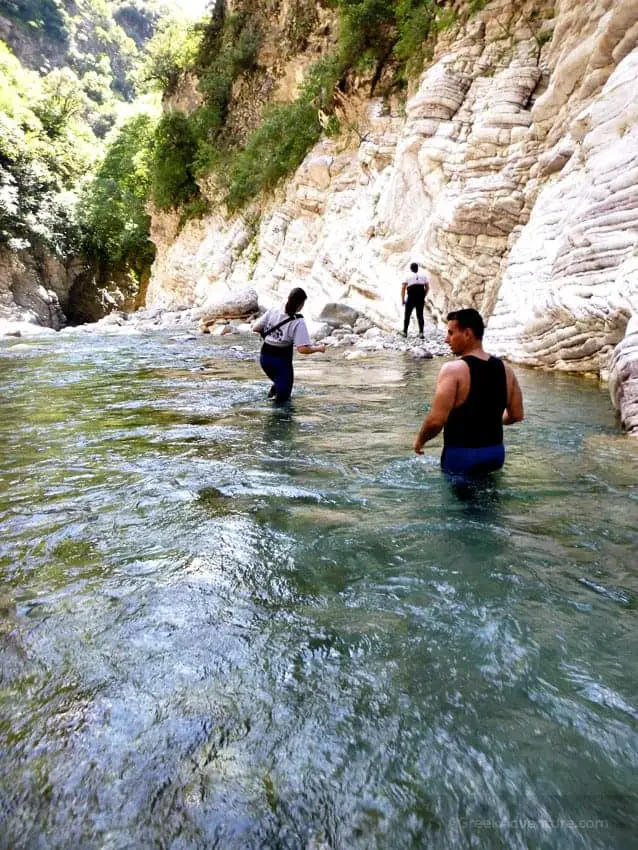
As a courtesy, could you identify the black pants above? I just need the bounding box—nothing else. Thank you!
[403,287,425,335]
[260,344,294,403]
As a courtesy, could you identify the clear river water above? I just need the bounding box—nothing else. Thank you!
[1,329,637,850]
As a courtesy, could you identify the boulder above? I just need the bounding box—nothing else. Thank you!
[362,326,382,339]
[97,311,127,326]
[318,302,360,327]
[199,286,259,332]
[305,319,331,340]
[354,317,374,334]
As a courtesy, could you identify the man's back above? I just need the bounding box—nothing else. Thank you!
[413,309,523,474]
[405,273,429,289]
[444,356,507,448]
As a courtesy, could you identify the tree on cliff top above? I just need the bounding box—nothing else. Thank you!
[80,112,157,273]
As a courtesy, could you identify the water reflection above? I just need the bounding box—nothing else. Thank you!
[262,402,297,442]
[444,471,503,515]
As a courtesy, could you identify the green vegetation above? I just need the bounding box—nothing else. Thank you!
[137,16,202,93]
[0,0,477,296]
[534,27,554,48]
[147,0,465,215]
[79,112,157,272]
[0,42,93,256]
[468,0,490,13]
[0,0,469,249]
[0,1,166,283]
[225,99,322,212]
[150,110,199,211]
[189,11,260,166]
[1,0,68,43]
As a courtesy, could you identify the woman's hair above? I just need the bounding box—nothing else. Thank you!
[285,287,307,317]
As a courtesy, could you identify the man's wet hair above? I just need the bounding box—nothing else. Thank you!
[285,287,307,316]
[410,262,419,273]
[447,308,485,340]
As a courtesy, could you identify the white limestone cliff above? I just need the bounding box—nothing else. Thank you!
[146,0,638,432]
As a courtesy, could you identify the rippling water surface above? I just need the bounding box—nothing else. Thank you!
[1,329,637,850]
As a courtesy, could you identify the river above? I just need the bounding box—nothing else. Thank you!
[1,328,637,849]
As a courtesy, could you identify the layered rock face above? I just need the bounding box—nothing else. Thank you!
[0,247,73,331]
[486,1,638,378]
[147,0,638,431]
[0,247,143,332]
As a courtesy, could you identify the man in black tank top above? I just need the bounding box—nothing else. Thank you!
[413,309,524,475]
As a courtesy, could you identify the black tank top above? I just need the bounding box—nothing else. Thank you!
[444,356,507,448]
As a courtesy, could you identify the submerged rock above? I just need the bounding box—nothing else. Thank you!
[412,347,434,360]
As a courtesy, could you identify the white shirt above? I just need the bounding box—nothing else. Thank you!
[405,273,429,290]
[254,308,312,348]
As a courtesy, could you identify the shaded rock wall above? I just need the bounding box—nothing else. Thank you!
[0,246,144,331]
[0,247,74,330]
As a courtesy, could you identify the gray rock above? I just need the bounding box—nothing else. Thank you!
[199,286,259,332]
[412,347,434,360]
[608,317,638,435]
[97,311,126,326]
[306,319,331,339]
[354,316,374,334]
[318,302,360,327]
[362,326,382,339]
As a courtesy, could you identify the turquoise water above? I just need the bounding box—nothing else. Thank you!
[0,329,637,849]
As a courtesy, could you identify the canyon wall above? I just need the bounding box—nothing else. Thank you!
[147,0,637,433]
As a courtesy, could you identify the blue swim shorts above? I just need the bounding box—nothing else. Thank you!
[441,444,505,476]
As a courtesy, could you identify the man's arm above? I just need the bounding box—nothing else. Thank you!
[401,281,407,304]
[503,364,524,425]
[414,363,459,454]
[252,314,266,334]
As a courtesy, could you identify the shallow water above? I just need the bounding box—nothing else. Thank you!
[1,329,637,850]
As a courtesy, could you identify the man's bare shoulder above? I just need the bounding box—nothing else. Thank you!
[439,359,467,376]
[502,360,520,380]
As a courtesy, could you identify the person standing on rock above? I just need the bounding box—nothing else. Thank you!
[413,308,524,475]
[252,287,326,403]
[400,262,429,339]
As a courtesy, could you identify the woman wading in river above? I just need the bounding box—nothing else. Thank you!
[252,287,325,403]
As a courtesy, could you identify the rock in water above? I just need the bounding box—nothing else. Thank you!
[318,303,360,327]
[199,286,259,332]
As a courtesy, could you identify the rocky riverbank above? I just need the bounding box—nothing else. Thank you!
[49,300,451,361]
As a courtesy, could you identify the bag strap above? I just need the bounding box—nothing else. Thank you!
[260,314,297,340]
